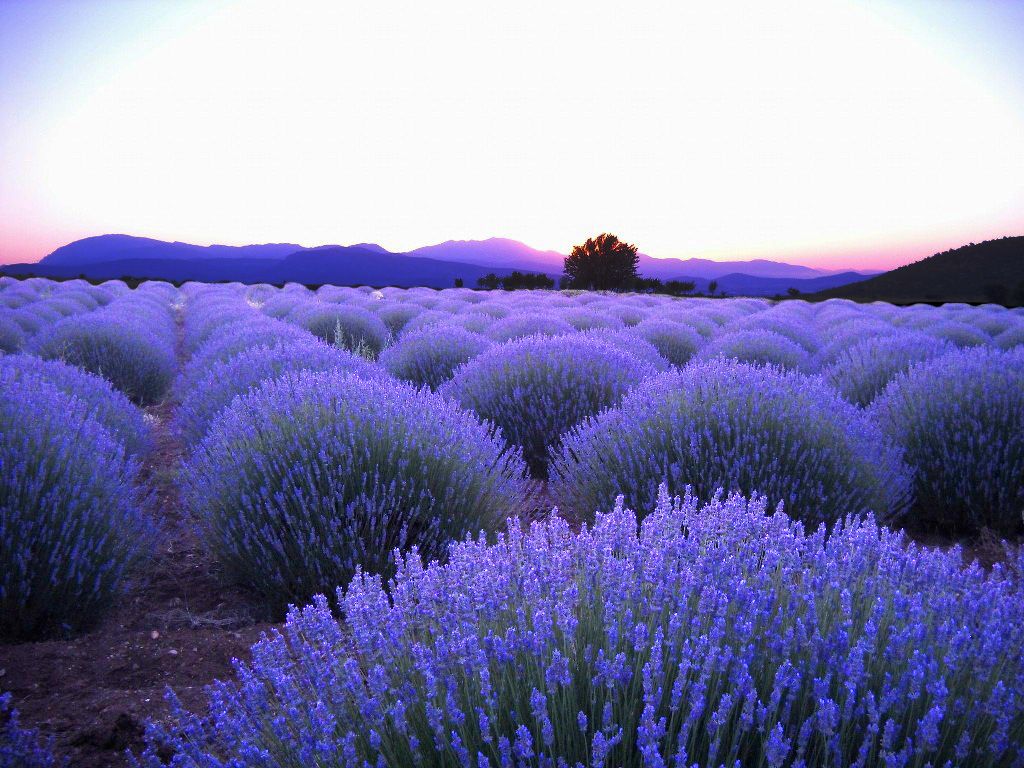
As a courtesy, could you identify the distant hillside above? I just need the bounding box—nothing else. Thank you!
[8,233,881,289]
[813,236,1024,304]
[258,246,551,287]
[1,246,556,288]
[41,234,309,265]
[698,271,873,297]
[407,238,565,273]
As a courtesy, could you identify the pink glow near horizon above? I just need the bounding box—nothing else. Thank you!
[1,0,1022,272]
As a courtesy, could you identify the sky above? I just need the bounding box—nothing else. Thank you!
[1,0,1022,271]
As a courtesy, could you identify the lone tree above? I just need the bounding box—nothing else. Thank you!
[563,233,639,291]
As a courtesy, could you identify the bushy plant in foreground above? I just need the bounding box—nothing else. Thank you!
[0,355,151,456]
[136,488,1024,768]
[1,692,63,767]
[870,346,1024,534]
[551,361,910,527]
[0,371,149,639]
[183,370,529,615]
[379,325,493,390]
[822,333,952,407]
[696,329,814,372]
[175,339,383,449]
[441,334,658,477]
[34,306,176,405]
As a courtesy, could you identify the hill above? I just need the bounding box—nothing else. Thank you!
[41,235,309,265]
[813,236,1024,304]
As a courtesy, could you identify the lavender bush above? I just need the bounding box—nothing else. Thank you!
[485,313,575,343]
[33,295,176,405]
[287,303,391,356]
[631,319,705,367]
[696,329,814,372]
[183,370,528,614]
[0,312,25,353]
[870,346,1024,533]
[175,339,383,448]
[0,371,149,639]
[822,333,952,407]
[441,334,658,477]
[551,361,910,527]
[1,692,63,767]
[0,355,151,456]
[135,488,1024,768]
[380,325,493,390]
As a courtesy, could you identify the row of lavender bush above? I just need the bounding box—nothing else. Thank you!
[135,488,1024,767]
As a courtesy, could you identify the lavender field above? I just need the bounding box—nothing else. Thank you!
[2,275,1023,767]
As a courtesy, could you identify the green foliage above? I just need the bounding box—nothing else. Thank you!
[563,233,639,291]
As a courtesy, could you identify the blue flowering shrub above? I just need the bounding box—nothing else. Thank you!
[183,370,528,614]
[0,370,149,639]
[822,333,952,407]
[0,355,151,456]
[631,319,705,367]
[696,329,814,372]
[175,339,383,448]
[551,361,910,528]
[1,692,63,767]
[33,294,176,405]
[380,325,493,390]
[870,346,1024,534]
[287,302,391,356]
[485,313,575,343]
[441,334,658,477]
[995,323,1024,350]
[0,312,25,353]
[135,488,1024,768]
[374,302,426,335]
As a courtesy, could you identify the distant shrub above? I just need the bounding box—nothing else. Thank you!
[183,370,528,614]
[136,489,1024,768]
[926,321,991,348]
[822,332,952,407]
[485,313,575,343]
[0,355,150,456]
[1,692,63,767]
[379,325,493,390]
[728,310,820,353]
[576,328,671,372]
[696,328,813,371]
[551,361,910,527]
[814,317,900,365]
[33,307,176,405]
[561,309,624,332]
[631,318,705,366]
[995,322,1024,349]
[374,303,425,335]
[175,339,383,449]
[0,371,149,639]
[260,293,304,319]
[288,303,391,356]
[441,334,658,477]
[870,346,1024,534]
[0,312,25,353]
[177,318,311,395]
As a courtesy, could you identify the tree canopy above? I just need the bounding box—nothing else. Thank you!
[563,233,639,291]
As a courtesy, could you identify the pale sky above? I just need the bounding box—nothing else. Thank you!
[1,0,1022,270]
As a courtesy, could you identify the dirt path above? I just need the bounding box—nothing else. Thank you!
[0,312,273,768]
